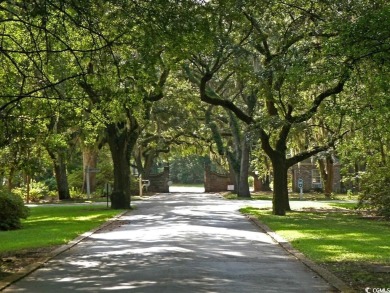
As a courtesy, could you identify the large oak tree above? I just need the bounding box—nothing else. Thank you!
[185,0,385,215]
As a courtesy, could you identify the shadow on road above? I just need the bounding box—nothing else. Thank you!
[4,193,335,293]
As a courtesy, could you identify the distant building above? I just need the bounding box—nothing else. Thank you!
[290,157,341,193]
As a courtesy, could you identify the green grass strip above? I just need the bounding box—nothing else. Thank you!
[241,206,390,290]
[241,207,390,263]
[0,205,124,253]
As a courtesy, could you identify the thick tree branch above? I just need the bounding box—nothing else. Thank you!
[275,123,292,153]
[286,129,350,167]
[242,11,270,57]
[78,81,100,104]
[290,69,350,124]
[287,145,329,168]
[143,68,170,102]
[0,73,86,114]
[200,72,254,125]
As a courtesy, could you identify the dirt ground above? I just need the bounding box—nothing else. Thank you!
[324,261,390,292]
[0,246,58,280]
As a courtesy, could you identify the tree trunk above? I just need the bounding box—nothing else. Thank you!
[318,155,334,198]
[82,149,99,194]
[325,156,334,197]
[106,123,134,209]
[227,153,240,194]
[26,174,30,204]
[271,156,290,216]
[261,174,272,191]
[237,135,250,198]
[252,172,262,192]
[252,173,272,191]
[7,167,15,190]
[318,158,327,191]
[53,154,71,200]
[47,150,71,200]
[142,150,156,179]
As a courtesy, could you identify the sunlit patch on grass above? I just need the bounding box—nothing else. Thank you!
[240,207,390,263]
[0,205,123,253]
[241,206,390,291]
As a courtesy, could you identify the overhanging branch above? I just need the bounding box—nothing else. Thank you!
[200,72,254,125]
[290,68,351,124]
[0,72,86,114]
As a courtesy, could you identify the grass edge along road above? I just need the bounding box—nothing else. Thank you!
[0,204,124,253]
[240,203,390,292]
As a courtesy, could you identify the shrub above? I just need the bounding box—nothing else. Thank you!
[69,187,85,199]
[67,168,83,190]
[0,189,30,230]
[358,164,390,218]
[12,181,50,202]
[44,177,58,191]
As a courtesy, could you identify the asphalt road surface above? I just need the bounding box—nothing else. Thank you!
[4,192,336,292]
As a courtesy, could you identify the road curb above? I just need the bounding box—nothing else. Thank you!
[247,215,356,293]
[0,210,129,291]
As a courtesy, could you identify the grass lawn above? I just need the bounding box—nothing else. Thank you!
[225,191,360,201]
[240,206,390,291]
[0,204,124,253]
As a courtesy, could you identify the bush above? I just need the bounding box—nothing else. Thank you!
[69,187,85,199]
[358,164,390,218]
[0,189,30,230]
[12,181,50,202]
[67,168,83,190]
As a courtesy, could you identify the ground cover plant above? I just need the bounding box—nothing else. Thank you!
[240,206,390,292]
[0,204,124,279]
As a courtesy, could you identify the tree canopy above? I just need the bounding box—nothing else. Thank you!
[1,0,389,215]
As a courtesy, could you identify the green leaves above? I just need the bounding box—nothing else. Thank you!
[339,4,390,63]
[359,164,390,218]
[0,189,30,230]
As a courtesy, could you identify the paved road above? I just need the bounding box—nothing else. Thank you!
[4,193,336,292]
